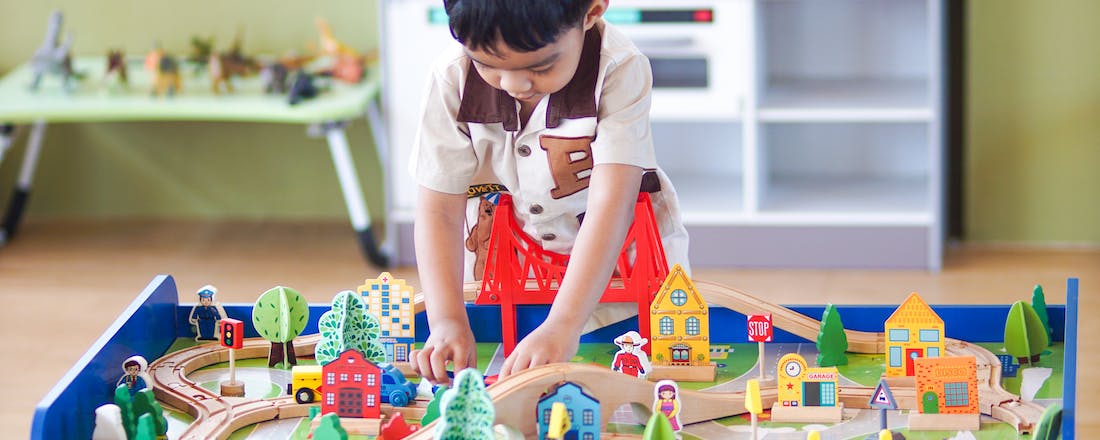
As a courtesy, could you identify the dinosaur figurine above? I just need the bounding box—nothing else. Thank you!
[29,10,76,92]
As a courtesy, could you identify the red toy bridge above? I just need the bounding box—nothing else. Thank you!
[475,192,670,356]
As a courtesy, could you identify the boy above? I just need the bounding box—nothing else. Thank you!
[410,0,688,384]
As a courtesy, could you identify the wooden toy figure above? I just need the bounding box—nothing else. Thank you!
[116,355,149,397]
[188,285,224,341]
[652,380,681,432]
[611,331,651,378]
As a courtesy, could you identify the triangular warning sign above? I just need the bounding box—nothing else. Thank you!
[868,379,898,410]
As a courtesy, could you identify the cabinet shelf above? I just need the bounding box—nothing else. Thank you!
[759,77,932,122]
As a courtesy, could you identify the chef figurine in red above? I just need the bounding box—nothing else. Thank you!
[611,331,651,379]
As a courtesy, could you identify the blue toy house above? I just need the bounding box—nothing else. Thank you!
[537,382,601,440]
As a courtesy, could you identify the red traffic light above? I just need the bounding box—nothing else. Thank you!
[221,318,244,349]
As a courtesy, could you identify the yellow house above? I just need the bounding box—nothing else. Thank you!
[884,292,945,376]
[776,353,839,408]
[650,264,709,366]
[358,272,415,363]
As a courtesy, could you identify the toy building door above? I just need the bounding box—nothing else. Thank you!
[921,391,940,414]
[905,348,922,376]
[338,387,363,417]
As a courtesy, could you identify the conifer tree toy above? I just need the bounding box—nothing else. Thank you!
[133,415,156,440]
[1032,284,1054,340]
[421,385,447,426]
[435,369,494,440]
[315,290,385,365]
[131,389,168,437]
[642,411,676,440]
[112,385,136,439]
[816,304,849,367]
[91,404,126,440]
[252,286,310,368]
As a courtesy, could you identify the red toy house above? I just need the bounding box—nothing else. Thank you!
[321,349,381,419]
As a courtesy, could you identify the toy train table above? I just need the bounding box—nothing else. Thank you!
[33,275,1078,439]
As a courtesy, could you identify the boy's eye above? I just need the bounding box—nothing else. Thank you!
[531,66,553,76]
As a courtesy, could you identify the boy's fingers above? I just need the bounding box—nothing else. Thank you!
[414,347,434,381]
[429,347,451,385]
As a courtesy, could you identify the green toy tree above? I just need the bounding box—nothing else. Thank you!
[113,385,136,440]
[643,411,676,440]
[1032,403,1063,440]
[816,304,849,367]
[1032,284,1054,340]
[133,414,156,440]
[421,384,448,426]
[313,413,349,440]
[252,286,310,368]
[131,389,168,437]
[436,369,494,439]
[315,290,385,365]
[1004,300,1050,365]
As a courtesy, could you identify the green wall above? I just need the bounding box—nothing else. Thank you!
[0,0,384,220]
[967,0,1100,243]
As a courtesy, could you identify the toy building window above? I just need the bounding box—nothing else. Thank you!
[686,317,700,335]
[889,347,903,367]
[584,434,595,440]
[671,289,688,306]
[927,347,940,358]
[945,382,969,406]
[354,374,362,382]
[327,373,336,385]
[660,317,674,335]
[919,329,940,342]
[326,393,335,405]
[819,382,836,406]
[888,329,909,342]
[367,374,376,386]
[583,409,594,425]
[543,409,551,424]
[341,373,349,382]
[367,394,377,407]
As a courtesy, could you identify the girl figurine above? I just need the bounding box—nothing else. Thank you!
[653,379,682,432]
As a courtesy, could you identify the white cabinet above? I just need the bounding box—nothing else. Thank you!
[380,0,944,269]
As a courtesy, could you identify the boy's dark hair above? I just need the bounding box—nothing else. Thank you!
[444,0,592,55]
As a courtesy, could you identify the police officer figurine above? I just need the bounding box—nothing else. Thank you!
[189,285,223,341]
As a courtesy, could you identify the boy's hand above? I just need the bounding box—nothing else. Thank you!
[499,321,580,379]
[411,318,477,386]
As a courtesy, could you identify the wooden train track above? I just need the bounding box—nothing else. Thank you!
[150,279,1041,438]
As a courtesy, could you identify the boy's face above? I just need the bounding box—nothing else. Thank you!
[465,25,587,108]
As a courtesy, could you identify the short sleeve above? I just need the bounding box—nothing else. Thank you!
[408,61,478,194]
[589,54,657,169]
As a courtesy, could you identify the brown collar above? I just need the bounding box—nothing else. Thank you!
[456,26,601,131]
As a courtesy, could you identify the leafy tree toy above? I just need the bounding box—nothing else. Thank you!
[1004,300,1050,365]
[252,286,310,368]
[435,369,494,440]
[313,413,349,440]
[642,411,676,440]
[132,389,168,437]
[816,304,849,367]
[113,384,136,439]
[421,385,448,426]
[1032,403,1063,440]
[1032,284,1054,340]
[315,290,386,365]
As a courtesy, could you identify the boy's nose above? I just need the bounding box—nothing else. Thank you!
[499,71,532,96]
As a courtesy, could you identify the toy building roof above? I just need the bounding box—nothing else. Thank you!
[539,381,600,406]
[885,292,943,327]
[651,264,707,312]
[323,349,380,372]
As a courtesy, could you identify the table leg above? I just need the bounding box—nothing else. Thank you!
[0,124,13,165]
[323,121,390,267]
[1,120,47,244]
[363,100,395,262]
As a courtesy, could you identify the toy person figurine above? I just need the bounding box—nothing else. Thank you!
[611,331,651,378]
[653,380,682,432]
[116,355,149,396]
[189,285,224,341]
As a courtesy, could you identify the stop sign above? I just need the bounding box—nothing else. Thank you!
[747,313,773,342]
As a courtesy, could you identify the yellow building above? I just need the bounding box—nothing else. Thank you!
[650,264,709,366]
[776,353,839,408]
[358,272,415,363]
[884,292,945,376]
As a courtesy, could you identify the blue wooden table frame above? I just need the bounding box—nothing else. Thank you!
[32,275,1080,439]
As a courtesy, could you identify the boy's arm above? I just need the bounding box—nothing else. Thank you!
[411,186,478,384]
[500,163,642,376]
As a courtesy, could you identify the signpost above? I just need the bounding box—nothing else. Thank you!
[220,318,245,396]
[747,313,773,380]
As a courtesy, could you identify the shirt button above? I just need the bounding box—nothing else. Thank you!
[529,204,544,215]
[517,145,531,157]
[541,233,557,241]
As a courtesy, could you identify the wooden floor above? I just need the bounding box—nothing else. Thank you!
[2,220,1096,438]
